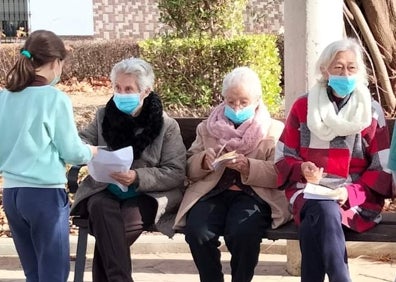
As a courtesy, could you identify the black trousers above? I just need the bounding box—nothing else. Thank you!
[299,200,351,282]
[184,190,272,282]
[86,190,157,282]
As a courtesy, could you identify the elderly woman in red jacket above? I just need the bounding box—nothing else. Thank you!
[275,38,393,282]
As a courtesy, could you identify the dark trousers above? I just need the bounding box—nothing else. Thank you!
[299,200,351,282]
[87,190,157,282]
[3,188,70,282]
[184,190,272,282]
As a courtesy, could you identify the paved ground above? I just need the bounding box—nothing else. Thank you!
[1,253,395,282]
[0,234,395,282]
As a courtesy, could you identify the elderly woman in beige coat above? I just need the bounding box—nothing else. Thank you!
[174,66,291,282]
[71,58,186,282]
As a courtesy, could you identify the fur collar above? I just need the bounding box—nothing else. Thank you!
[102,92,164,159]
[307,83,372,141]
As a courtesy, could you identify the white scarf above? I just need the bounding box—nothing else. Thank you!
[307,83,372,141]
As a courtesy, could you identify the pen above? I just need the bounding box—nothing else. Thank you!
[216,142,228,158]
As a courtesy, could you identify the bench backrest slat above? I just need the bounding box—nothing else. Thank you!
[175,117,205,149]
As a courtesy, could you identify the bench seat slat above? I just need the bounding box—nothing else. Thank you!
[266,212,396,243]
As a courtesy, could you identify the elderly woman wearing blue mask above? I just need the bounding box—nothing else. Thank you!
[275,38,392,282]
[174,66,291,282]
[70,57,186,282]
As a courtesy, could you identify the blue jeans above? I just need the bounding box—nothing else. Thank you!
[299,200,351,282]
[3,187,70,282]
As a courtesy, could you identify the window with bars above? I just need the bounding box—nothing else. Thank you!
[0,0,29,42]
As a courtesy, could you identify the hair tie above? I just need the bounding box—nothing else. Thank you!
[20,50,32,59]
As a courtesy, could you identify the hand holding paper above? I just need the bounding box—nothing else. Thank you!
[211,150,237,170]
[111,170,137,188]
[87,146,133,192]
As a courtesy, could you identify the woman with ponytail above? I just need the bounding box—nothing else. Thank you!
[0,29,97,282]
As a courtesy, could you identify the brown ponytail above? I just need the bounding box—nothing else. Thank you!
[5,30,67,92]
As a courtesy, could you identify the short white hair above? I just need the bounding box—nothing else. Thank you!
[110,57,155,91]
[221,66,262,99]
[316,38,368,85]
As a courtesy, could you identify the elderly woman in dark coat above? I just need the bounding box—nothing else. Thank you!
[70,58,186,282]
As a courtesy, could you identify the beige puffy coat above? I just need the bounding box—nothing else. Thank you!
[173,118,292,231]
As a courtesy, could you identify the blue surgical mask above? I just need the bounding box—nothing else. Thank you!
[50,60,61,86]
[50,75,61,86]
[328,75,357,97]
[224,104,255,124]
[113,93,140,114]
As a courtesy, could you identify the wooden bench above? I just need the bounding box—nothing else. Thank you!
[68,117,396,282]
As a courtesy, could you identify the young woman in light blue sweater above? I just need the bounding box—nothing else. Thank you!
[0,30,97,282]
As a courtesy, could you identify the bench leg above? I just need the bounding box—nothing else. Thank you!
[74,226,88,282]
[286,240,301,276]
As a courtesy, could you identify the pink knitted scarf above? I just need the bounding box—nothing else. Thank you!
[206,102,272,155]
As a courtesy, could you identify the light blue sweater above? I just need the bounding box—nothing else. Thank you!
[0,85,92,188]
[389,124,396,171]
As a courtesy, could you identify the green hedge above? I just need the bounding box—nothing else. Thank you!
[0,35,282,115]
[139,34,282,115]
[64,39,139,80]
[0,39,140,83]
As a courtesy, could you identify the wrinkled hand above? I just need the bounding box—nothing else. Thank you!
[336,187,348,206]
[301,161,324,184]
[202,148,216,170]
[110,170,137,187]
[225,154,249,177]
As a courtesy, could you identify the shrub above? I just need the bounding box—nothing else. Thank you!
[0,36,283,115]
[0,39,140,85]
[157,0,248,37]
[64,39,140,81]
[139,34,282,115]
[0,44,19,85]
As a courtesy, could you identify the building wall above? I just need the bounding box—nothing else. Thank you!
[0,0,28,37]
[92,0,284,40]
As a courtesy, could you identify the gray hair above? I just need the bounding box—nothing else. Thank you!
[221,66,262,98]
[110,57,155,91]
[316,38,368,85]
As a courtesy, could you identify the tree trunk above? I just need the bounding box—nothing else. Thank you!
[344,0,396,115]
[360,1,396,95]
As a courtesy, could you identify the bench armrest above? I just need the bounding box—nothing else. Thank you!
[67,164,86,194]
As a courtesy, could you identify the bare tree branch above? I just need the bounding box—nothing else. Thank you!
[345,0,396,113]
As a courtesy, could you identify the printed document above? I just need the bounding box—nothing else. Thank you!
[303,183,341,200]
[87,146,133,192]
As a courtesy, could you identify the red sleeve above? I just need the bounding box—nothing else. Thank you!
[275,97,307,190]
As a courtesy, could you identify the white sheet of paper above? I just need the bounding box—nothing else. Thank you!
[303,183,340,200]
[87,146,133,192]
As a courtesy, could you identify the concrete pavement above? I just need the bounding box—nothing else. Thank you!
[0,233,395,282]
